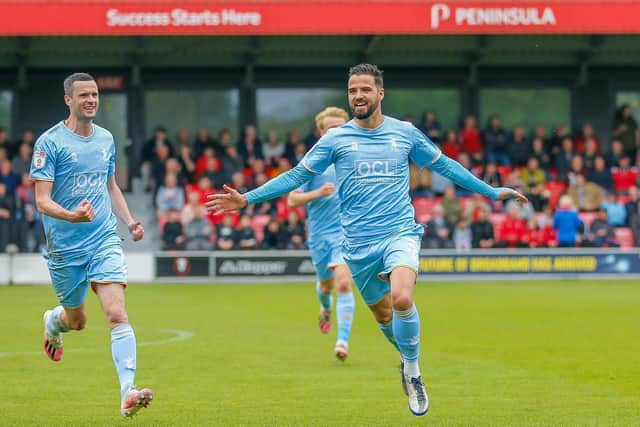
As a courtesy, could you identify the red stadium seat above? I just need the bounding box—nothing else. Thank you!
[615,227,634,248]
[251,214,271,244]
[579,212,598,229]
[490,213,506,228]
[459,197,472,210]
[413,197,439,224]
[276,197,306,221]
[497,166,512,183]
[545,181,567,209]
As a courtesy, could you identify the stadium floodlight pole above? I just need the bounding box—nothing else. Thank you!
[5,243,19,286]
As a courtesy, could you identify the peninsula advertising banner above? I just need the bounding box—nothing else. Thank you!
[1,1,640,36]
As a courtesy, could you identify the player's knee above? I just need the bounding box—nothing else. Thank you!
[319,280,333,294]
[391,291,413,311]
[105,306,128,326]
[370,304,392,324]
[336,278,352,294]
[374,310,392,324]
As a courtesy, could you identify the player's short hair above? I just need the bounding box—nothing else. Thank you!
[63,72,96,96]
[348,63,384,88]
[315,107,349,131]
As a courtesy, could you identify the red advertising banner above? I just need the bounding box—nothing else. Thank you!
[0,1,638,36]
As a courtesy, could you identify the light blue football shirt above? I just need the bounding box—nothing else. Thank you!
[301,116,441,245]
[30,121,118,255]
[299,164,342,245]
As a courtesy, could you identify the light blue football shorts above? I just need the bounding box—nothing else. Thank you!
[343,224,423,305]
[309,236,346,281]
[45,235,128,308]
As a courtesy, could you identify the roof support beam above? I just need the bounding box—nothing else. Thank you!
[361,35,382,63]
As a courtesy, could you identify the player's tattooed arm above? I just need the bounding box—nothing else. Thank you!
[107,176,144,241]
[34,180,95,222]
[287,183,335,208]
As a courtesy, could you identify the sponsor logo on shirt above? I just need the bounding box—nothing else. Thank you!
[353,159,398,184]
[72,172,107,196]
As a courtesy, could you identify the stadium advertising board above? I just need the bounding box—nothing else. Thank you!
[214,255,316,277]
[151,250,640,280]
[156,255,210,277]
[419,252,640,276]
[1,1,639,36]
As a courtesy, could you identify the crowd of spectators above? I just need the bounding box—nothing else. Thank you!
[1,103,640,253]
[145,105,639,251]
[411,105,640,249]
[0,127,45,253]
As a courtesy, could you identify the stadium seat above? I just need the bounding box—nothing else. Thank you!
[615,227,634,248]
[545,181,567,209]
[251,214,271,244]
[413,197,438,224]
[276,198,306,221]
[497,166,512,183]
[459,197,471,210]
[579,212,598,229]
[490,213,506,228]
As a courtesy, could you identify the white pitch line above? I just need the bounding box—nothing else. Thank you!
[0,328,194,358]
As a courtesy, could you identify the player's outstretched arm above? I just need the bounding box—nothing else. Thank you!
[107,176,144,241]
[34,180,95,222]
[206,163,316,215]
[287,183,335,208]
[429,154,528,203]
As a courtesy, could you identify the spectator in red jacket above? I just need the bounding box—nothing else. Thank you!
[575,122,601,153]
[459,115,483,164]
[526,218,558,248]
[611,155,638,194]
[496,203,528,248]
[194,147,219,181]
[441,130,461,160]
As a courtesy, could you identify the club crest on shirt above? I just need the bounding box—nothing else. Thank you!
[351,142,359,151]
[32,150,47,169]
[390,138,398,151]
[101,147,110,162]
[70,152,79,162]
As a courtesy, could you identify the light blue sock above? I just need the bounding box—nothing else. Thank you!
[46,306,69,336]
[316,282,332,310]
[393,304,420,362]
[111,324,137,398]
[378,320,400,351]
[336,293,355,343]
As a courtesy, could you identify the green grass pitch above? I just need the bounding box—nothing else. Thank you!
[1,280,639,426]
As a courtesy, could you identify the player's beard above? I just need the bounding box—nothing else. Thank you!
[350,97,380,120]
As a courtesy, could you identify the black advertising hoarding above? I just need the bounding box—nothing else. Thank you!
[214,255,316,277]
[156,255,210,277]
